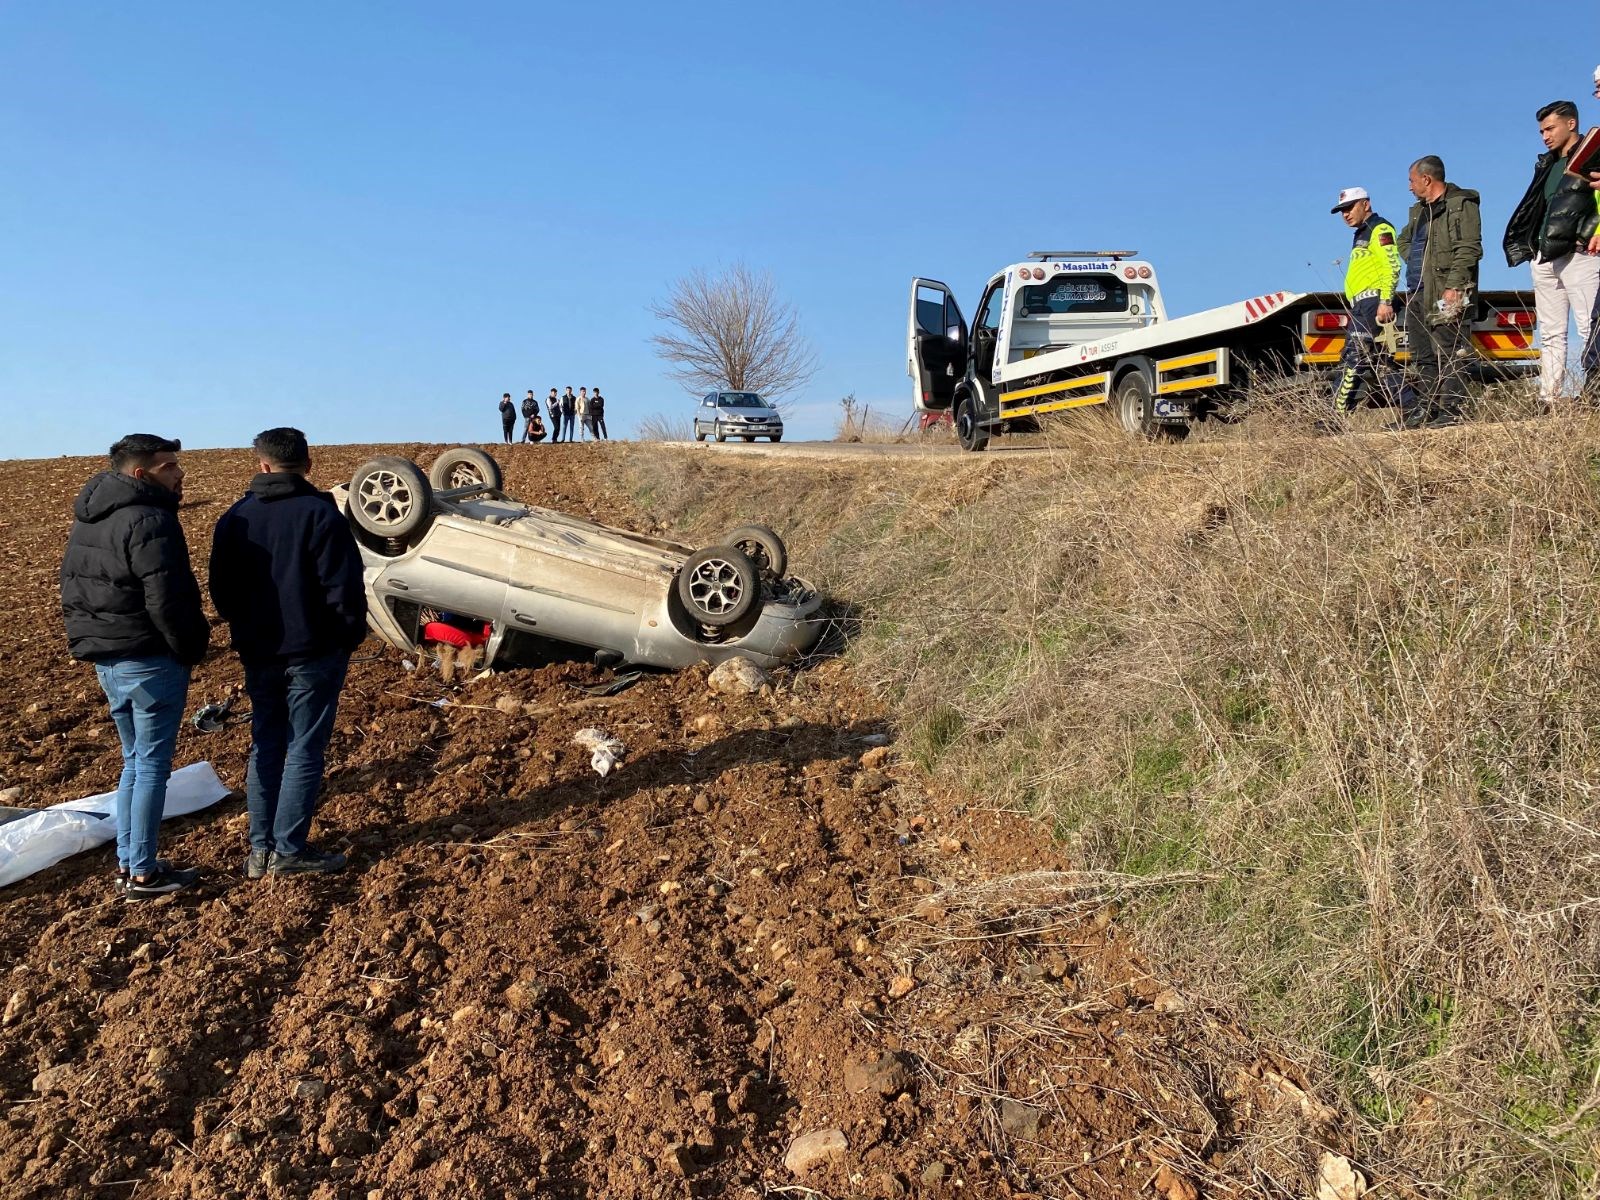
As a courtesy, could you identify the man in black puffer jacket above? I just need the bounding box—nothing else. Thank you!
[1504,100,1600,404]
[60,433,210,899]
[210,428,367,880]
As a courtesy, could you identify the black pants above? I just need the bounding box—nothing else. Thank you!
[501,419,515,444]
[1332,297,1408,413]
[1405,298,1471,417]
[593,416,608,439]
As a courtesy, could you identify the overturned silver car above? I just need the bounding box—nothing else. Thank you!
[333,449,824,671]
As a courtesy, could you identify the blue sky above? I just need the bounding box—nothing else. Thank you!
[2,2,1594,456]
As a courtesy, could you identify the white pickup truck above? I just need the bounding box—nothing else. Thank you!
[908,251,1540,449]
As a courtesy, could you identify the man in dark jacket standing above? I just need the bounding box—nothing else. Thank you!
[498,393,517,444]
[1504,100,1600,404]
[60,433,210,898]
[210,428,367,877]
[520,390,540,442]
[559,387,578,443]
[591,387,608,440]
[1397,156,1482,426]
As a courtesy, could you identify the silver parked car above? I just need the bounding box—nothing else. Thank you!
[334,449,823,670]
[692,391,784,443]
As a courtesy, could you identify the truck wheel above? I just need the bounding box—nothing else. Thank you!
[1113,374,1187,441]
[955,396,989,452]
[428,448,503,492]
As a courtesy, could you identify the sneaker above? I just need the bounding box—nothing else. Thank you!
[125,866,201,900]
[267,847,348,876]
[115,859,171,890]
[245,850,269,880]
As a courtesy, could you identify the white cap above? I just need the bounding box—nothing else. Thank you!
[1331,186,1370,213]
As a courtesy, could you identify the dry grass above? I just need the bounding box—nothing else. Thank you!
[633,411,695,442]
[622,393,1600,1198]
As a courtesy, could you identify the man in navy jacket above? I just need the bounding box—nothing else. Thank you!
[210,428,367,878]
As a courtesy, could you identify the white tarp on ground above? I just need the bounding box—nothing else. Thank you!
[0,762,231,888]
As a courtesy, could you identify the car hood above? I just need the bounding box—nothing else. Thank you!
[718,406,780,419]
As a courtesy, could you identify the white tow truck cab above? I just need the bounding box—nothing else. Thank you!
[909,250,1540,450]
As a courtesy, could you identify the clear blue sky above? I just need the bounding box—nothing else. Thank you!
[2,2,1593,457]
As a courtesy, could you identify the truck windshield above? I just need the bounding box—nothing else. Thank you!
[1017,276,1129,316]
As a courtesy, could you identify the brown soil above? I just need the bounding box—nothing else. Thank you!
[0,443,1341,1199]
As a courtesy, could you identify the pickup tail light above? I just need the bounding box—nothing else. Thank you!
[1496,311,1535,329]
[1312,313,1349,331]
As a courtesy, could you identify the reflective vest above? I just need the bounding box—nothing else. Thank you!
[1345,213,1402,303]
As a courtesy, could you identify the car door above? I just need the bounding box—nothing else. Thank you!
[907,278,968,411]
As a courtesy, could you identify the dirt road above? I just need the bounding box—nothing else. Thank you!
[0,444,1337,1199]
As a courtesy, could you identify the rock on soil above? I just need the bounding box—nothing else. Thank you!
[707,657,769,695]
[784,1127,848,1174]
[843,1051,912,1097]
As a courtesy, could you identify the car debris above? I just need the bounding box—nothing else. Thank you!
[573,728,625,776]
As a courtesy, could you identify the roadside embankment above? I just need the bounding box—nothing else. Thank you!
[627,413,1600,1197]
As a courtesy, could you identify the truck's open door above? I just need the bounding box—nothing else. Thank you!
[908,278,967,412]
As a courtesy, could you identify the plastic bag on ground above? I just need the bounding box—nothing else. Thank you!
[572,729,625,777]
[0,762,232,888]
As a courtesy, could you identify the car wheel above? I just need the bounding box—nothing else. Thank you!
[724,524,787,579]
[769,433,782,443]
[677,545,760,627]
[428,447,503,492]
[741,435,754,442]
[714,425,727,443]
[349,458,433,540]
[695,426,707,442]
[955,395,989,452]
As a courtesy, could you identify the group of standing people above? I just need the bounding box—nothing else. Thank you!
[497,387,609,445]
[59,429,365,898]
[1327,72,1600,427]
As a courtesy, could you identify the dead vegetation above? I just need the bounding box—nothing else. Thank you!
[624,400,1600,1198]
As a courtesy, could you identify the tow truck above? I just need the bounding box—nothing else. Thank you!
[907,251,1540,448]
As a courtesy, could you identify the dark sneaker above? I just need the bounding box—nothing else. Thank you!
[116,859,171,890]
[125,866,200,900]
[267,847,348,876]
[245,850,269,880]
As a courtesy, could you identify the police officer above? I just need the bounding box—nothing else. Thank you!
[1330,187,1405,417]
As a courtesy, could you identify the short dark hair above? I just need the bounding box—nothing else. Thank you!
[109,433,180,472]
[252,427,310,469]
[1537,100,1579,123]
[1411,155,1446,182]
[503,392,511,399]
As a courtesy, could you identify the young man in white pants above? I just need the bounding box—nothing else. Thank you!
[1504,99,1600,403]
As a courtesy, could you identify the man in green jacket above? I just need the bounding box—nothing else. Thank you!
[1397,156,1482,426]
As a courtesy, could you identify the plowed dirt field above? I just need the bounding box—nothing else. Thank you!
[0,443,1342,1199]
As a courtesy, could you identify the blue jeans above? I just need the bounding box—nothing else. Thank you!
[243,651,349,857]
[94,656,191,877]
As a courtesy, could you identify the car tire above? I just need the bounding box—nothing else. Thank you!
[769,434,782,443]
[695,427,707,442]
[428,447,503,492]
[955,395,989,452]
[676,545,760,627]
[741,435,754,442]
[349,458,434,540]
[714,425,727,443]
[724,524,787,579]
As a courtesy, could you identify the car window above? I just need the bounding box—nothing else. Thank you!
[718,393,765,409]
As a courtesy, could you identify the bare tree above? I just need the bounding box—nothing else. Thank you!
[649,263,818,406]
